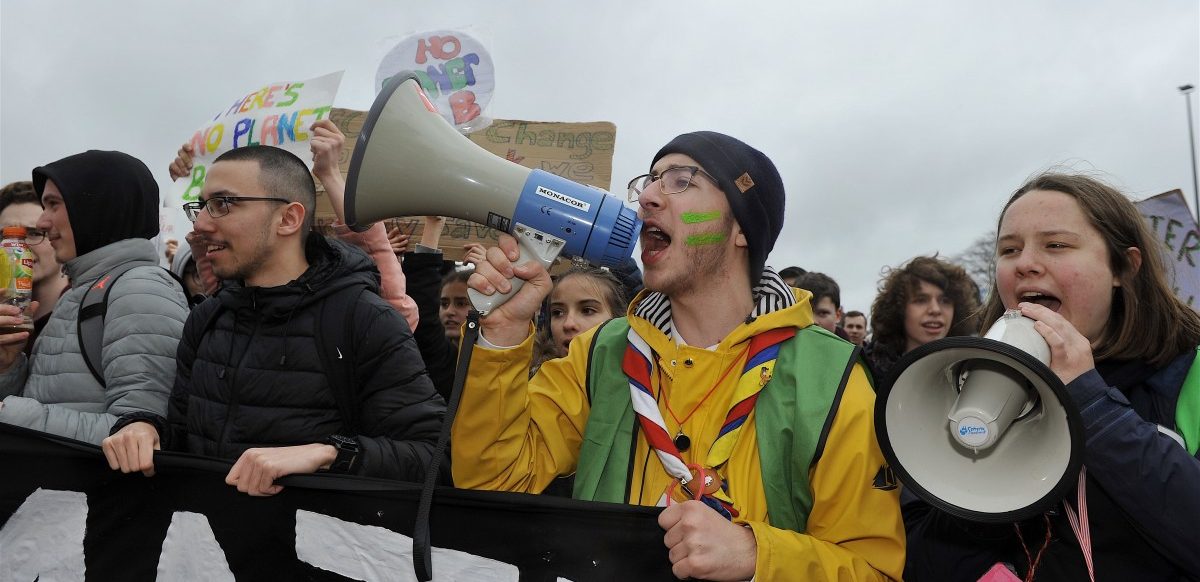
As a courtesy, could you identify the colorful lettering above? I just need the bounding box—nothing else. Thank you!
[225,97,246,118]
[261,85,282,108]
[277,83,303,108]
[238,93,256,113]
[232,118,253,148]
[259,115,280,146]
[681,211,723,224]
[412,71,439,97]
[415,35,461,64]
[424,64,453,95]
[449,90,480,125]
[277,112,297,143]
[188,130,207,157]
[685,232,727,246]
[443,54,479,91]
[182,165,206,202]
[293,109,315,141]
[205,124,224,153]
[247,118,260,147]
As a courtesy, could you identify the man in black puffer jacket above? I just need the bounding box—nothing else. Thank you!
[103,145,444,493]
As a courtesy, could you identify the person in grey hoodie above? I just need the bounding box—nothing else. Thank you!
[0,150,189,444]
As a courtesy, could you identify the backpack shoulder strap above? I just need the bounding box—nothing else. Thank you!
[162,268,203,308]
[77,262,146,387]
[315,285,369,435]
[1177,347,1200,456]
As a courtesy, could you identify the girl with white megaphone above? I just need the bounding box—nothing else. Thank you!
[903,173,1200,581]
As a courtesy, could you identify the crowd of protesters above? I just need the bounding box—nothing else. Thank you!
[0,115,1197,581]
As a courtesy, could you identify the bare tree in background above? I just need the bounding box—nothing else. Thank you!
[954,231,995,300]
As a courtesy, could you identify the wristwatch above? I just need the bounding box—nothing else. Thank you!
[325,434,360,474]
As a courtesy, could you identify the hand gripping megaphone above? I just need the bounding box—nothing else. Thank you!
[344,72,641,314]
[874,310,1084,522]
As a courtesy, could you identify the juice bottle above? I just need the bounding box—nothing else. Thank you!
[0,226,34,333]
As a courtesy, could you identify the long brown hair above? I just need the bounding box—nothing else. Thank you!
[869,255,981,359]
[979,172,1200,367]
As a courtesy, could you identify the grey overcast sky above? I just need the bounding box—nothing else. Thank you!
[2,0,1197,315]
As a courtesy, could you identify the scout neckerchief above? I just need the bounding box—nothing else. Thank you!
[623,324,796,520]
[625,267,796,518]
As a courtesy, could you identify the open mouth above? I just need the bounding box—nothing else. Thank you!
[641,226,671,258]
[1021,291,1062,312]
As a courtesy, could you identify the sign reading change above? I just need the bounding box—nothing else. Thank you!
[316,108,617,262]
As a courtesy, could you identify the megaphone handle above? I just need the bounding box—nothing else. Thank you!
[467,225,565,316]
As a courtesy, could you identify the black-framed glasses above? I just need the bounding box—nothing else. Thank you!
[182,196,290,222]
[19,228,46,245]
[626,166,717,203]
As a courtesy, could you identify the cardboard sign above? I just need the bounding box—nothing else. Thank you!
[316,107,617,262]
[1136,189,1200,309]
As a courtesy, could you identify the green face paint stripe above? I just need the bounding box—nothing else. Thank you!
[685,232,727,246]
[680,211,723,224]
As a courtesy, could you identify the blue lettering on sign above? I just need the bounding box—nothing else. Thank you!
[959,426,987,436]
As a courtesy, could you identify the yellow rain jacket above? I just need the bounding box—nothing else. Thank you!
[452,288,905,580]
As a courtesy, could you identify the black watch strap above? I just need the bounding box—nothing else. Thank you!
[326,434,360,474]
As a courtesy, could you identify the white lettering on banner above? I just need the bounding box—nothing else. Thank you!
[157,512,236,581]
[0,488,87,582]
[295,510,518,582]
[536,186,591,212]
[0,490,520,582]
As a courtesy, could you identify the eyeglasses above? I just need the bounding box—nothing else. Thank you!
[182,196,290,222]
[626,166,717,203]
[20,228,47,245]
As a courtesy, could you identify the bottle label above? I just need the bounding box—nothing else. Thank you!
[1,238,33,307]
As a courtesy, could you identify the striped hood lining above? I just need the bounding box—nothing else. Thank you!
[632,267,796,337]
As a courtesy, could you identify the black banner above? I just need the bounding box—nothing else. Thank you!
[0,424,673,581]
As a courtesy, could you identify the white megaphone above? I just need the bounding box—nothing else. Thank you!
[344,72,641,314]
[875,309,1084,523]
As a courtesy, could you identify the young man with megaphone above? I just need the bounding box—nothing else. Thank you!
[454,131,904,581]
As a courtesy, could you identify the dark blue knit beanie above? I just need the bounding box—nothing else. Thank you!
[652,131,785,285]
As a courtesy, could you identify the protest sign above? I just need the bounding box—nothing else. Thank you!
[160,72,344,246]
[316,107,618,262]
[1136,189,1200,309]
[174,71,343,204]
[0,424,673,581]
[377,30,495,132]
